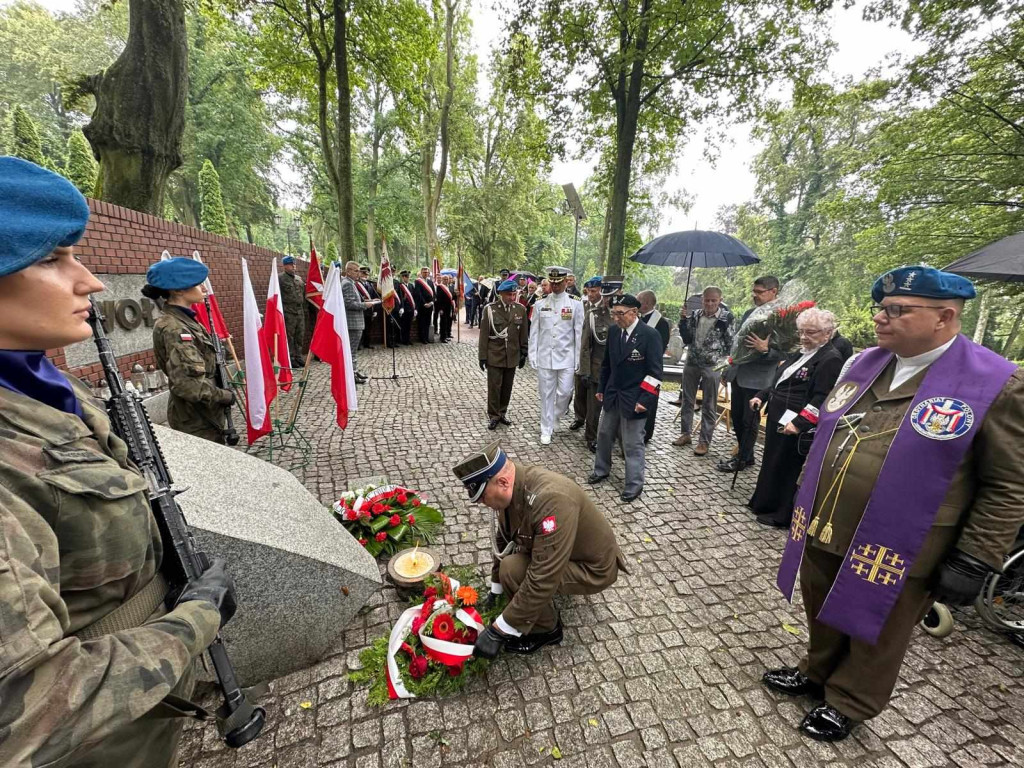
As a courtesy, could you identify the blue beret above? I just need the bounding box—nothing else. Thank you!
[282,255,295,265]
[497,279,518,292]
[146,257,209,291]
[584,275,602,288]
[0,156,91,278]
[871,265,976,303]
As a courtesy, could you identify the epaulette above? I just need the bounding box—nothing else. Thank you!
[569,294,582,301]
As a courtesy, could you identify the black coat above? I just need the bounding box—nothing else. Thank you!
[641,311,670,351]
[599,321,665,420]
[756,345,844,432]
[412,278,435,310]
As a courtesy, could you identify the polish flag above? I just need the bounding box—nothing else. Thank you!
[191,251,230,339]
[379,238,396,314]
[241,258,277,444]
[309,263,357,428]
[265,260,293,391]
[306,240,325,309]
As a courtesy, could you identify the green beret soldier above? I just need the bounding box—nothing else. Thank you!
[144,257,236,443]
[0,156,237,767]
[453,442,628,657]
[765,265,1024,742]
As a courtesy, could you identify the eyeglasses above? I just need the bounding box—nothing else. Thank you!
[752,288,775,296]
[797,328,826,335]
[870,303,946,318]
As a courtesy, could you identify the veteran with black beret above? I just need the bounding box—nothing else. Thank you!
[764,265,1024,742]
[453,442,627,658]
[144,256,236,443]
[0,157,235,767]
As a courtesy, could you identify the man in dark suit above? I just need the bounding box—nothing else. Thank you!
[395,270,417,345]
[412,267,435,343]
[637,290,670,443]
[587,294,664,502]
[358,266,380,349]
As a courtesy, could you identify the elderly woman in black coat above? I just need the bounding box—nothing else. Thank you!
[748,308,845,528]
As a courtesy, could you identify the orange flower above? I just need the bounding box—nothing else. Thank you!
[456,586,478,606]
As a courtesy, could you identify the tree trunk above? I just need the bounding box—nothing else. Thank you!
[83,0,188,214]
[1002,303,1024,357]
[598,195,611,274]
[334,0,355,264]
[422,0,458,261]
[366,85,384,267]
[973,291,990,345]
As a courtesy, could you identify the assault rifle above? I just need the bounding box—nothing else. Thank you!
[204,296,240,446]
[87,298,265,748]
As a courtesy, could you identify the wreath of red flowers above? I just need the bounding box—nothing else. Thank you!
[432,613,456,642]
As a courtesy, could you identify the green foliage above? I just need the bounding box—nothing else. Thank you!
[198,159,229,236]
[64,130,97,195]
[11,104,45,166]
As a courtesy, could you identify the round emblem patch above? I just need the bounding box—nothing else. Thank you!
[825,381,860,413]
[910,397,974,440]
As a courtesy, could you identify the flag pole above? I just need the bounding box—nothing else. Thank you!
[382,305,388,350]
[225,335,242,373]
[288,348,314,427]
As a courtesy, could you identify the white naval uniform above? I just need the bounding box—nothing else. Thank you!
[529,290,585,438]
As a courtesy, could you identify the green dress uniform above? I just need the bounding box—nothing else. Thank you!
[479,298,528,422]
[0,377,222,768]
[279,269,308,363]
[578,299,611,444]
[153,305,234,443]
[797,362,1024,721]
[492,462,627,634]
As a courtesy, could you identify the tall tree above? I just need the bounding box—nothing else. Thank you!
[516,0,830,274]
[11,104,46,166]
[198,159,230,235]
[65,129,98,194]
[82,0,189,213]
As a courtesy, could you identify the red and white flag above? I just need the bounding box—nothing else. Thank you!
[241,258,277,444]
[309,263,357,428]
[379,238,396,314]
[306,240,325,309]
[265,260,293,391]
[432,246,441,284]
[191,251,230,339]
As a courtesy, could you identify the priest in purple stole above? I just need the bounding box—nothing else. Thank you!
[764,265,1024,742]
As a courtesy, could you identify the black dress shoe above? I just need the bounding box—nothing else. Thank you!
[756,514,791,529]
[586,441,596,453]
[761,667,824,699]
[716,457,753,473]
[488,419,499,430]
[800,703,853,742]
[586,473,608,485]
[505,622,563,655]
[499,417,512,426]
[620,489,642,502]
[569,419,585,431]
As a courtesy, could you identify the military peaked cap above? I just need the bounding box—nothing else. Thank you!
[0,156,91,278]
[600,274,625,296]
[871,265,976,303]
[452,441,507,502]
[545,265,569,283]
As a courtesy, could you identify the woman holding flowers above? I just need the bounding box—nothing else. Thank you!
[748,308,844,528]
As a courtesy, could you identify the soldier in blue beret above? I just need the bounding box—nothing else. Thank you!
[871,264,976,304]
[0,157,236,767]
[143,257,236,443]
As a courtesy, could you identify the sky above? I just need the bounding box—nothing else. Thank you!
[20,0,918,235]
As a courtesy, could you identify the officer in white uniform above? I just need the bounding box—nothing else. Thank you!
[529,266,585,444]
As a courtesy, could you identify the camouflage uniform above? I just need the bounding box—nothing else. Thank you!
[0,376,222,768]
[279,270,307,360]
[153,305,233,443]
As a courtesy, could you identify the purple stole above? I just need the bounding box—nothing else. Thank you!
[777,335,1016,644]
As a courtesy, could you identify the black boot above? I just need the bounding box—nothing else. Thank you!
[487,419,499,430]
[761,667,824,698]
[505,621,563,655]
[799,703,853,742]
[569,418,585,431]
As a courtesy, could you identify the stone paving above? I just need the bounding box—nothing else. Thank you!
[179,328,1024,768]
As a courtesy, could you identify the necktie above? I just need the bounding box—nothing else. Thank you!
[621,329,628,346]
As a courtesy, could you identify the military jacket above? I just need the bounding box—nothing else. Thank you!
[806,361,1024,576]
[152,306,231,441]
[578,300,611,381]
[492,463,625,632]
[528,291,585,371]
[0,378,221,767]
[279,271,307,318]
[479,299,528,368]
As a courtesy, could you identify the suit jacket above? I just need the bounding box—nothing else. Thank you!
[756,345,843,432]
[340,276,366,331]
[641,311,670,351]
[599,321,664,420]
[412,278,435,311]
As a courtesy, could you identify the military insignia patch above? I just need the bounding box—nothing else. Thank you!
[560,307,573,320]
[628,349,643,361]
[825,381,859,412]
[540,516,557,534]
[881,273,896,294]
[180,333,194,342]
[910,397,974,440]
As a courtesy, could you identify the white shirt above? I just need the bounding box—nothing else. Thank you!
[528,291,585,370]
[777,346,823,386]
[891,337,956,391]
[622,317,640,342]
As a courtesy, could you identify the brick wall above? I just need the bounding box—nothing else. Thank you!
[51,198,290,382]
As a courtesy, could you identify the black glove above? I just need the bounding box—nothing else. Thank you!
[479,591,499,611]
[479,359,488,372]
[473,625,507,660]
[932,549,992,606]
[218,389,236,406]
[176,558,238,629]
[518,356,527,369]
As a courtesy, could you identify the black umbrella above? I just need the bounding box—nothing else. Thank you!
[945,231,1024,282]
[630,230,760,300]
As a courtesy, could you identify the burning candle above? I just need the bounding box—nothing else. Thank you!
[394,549,435,579]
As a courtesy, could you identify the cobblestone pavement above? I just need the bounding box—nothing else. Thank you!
[179,329,1024,768]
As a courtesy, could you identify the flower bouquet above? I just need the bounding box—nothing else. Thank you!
[729,281,817,367]
[349,568,505,705]
[333,483,443,558]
